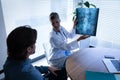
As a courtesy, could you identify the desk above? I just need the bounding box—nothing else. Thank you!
[66,48,120,80]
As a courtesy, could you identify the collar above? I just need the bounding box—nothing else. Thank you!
[53,26,62,34]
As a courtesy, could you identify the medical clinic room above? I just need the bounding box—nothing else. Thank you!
[0,0,120,80]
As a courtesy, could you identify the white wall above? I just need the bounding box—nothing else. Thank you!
[0,0,7,79]
[1,0,52,59]
[1,0,84,59]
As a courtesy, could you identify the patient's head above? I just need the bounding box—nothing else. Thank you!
[7,25,37,60]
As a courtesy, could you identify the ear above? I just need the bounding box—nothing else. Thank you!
[27,47,32,53]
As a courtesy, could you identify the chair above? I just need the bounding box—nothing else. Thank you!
[43,43,71,80]
[0,69,4,80]
[42,42,52,65]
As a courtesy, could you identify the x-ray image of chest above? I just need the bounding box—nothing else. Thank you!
[76,8,99,36]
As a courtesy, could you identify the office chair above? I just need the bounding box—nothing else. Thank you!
[43,43,71,80]
[42,42,52,65]
[0,69,4,80]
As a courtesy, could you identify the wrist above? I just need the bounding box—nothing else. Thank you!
[77,37,82,41]
[77,39,80,41]
[73,25,76,29]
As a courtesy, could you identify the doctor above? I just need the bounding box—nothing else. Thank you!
[49,12,89,69]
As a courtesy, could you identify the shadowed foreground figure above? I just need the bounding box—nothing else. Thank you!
[3,26,60,80]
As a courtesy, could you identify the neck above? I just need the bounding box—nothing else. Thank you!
[53,28,60,32]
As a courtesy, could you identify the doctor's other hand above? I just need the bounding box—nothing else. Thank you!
[48,66,60,76]
[77,35,90,41]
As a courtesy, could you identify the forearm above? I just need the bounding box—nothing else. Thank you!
[67,28,76,38]
[60,40,79,50]
[35,66,49,74]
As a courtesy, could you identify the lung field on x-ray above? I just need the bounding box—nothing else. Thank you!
[76,8,99,36]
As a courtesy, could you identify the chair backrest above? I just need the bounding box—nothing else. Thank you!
[0,69,4,75]
[0,69,4,80]
[43,42,52,64]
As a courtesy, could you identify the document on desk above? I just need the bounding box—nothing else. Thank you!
[86,71,120,80]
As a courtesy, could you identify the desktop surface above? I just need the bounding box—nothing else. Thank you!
[66,48,120,80]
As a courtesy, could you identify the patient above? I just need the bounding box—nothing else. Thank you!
[3,26,58,80]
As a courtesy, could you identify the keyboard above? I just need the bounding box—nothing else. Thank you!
[111,60,120,71]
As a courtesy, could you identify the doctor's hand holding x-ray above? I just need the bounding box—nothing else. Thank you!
[49,12,90,69]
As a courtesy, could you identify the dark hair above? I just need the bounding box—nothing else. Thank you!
[49,12,60,20]
[7,25,37,60]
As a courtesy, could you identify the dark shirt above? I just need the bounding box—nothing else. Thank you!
[4,57,48,80]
